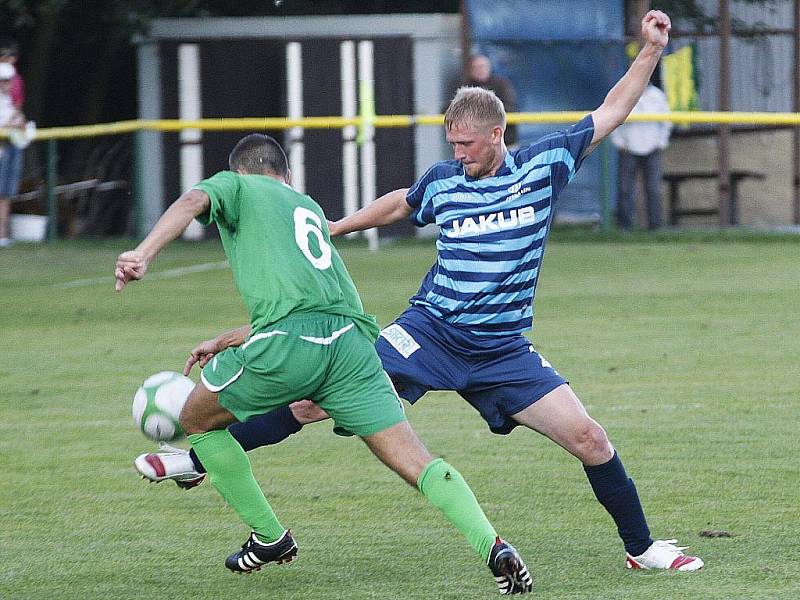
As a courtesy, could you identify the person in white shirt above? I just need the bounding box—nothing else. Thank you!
[0,61,26,248]
[610,82,672,230]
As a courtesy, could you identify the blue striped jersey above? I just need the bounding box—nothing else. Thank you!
[405,114,595,337]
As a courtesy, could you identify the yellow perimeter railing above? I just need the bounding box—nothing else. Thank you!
[2,111,799,240]
[4,111,800,140]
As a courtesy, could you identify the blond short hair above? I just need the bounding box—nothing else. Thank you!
[444,86,506,132]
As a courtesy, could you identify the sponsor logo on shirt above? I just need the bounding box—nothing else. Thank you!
[448,201,535,238]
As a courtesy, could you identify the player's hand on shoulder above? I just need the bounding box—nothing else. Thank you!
[114,250,148,291]
[642,10,670,48]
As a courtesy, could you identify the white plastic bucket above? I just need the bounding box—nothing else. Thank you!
[10,214,48,242]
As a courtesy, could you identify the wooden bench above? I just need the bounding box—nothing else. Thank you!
[11,179,129,236]
[663,170,766,226]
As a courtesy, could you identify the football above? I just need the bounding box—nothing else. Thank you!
[132,371,195,442]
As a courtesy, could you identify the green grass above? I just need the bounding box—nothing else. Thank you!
[1,234,799,599]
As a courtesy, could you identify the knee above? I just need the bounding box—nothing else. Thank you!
[178,400,212,435]
[572,421,613,464]
[179,411,207,435]
[177,384,234,435]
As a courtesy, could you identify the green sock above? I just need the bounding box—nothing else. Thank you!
[188,430,285,542]
[417,458,497,562]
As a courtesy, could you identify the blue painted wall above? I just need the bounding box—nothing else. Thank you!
[466,0,626,220]
[467,0,624,40]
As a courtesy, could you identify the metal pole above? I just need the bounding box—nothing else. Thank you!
[136,38,164,234]
[635,0,650,32]
[341,40,359,239]
[793,0,800,224]
[460,0,471,70]
[178,43,204,241]
[46,139,58,242]
[718,0,732,228]
[623,1,651,40]
[358,40,379,252]
[133,129,146,239]
[287,42,306,194]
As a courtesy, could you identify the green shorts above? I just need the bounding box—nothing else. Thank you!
[200,312,406,438]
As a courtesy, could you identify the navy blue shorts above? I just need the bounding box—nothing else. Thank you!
[375,306,567,434]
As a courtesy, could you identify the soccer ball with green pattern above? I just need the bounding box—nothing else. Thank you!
[132,371,194,442]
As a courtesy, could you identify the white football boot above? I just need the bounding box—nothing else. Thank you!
[134,443,206,489]
[626,539,704,571]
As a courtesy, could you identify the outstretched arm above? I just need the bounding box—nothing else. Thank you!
[328,188,412,237]
[587,10,671,153]
[114,188,210,291]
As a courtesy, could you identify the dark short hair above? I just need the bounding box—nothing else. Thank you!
[228,133,289,177]
[0,37,18,56]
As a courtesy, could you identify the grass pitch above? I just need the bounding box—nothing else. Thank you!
[1,233,798,599]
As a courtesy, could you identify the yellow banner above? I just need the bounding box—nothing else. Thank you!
[663,45,699,112]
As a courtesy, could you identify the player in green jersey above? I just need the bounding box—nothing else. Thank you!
[115,134,532,594]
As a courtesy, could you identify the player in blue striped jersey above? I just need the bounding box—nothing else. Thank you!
[404,112,594,337]
[137,10,703,580]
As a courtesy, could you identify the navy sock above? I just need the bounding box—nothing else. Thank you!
[583,451,653,556]
[189,404,302,473]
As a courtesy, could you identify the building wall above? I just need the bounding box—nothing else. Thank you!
[465,0,626,221]
[664,130,793,227]
[670,1,794,112]
[137,14,461,232]
[652,1,795,227]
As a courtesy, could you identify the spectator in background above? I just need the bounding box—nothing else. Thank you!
[464,53,519,147]
[610,79,672,230]
[0,38,24,110]
[0,61,26,248]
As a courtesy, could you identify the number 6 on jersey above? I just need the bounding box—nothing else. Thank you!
[294,206,332,270]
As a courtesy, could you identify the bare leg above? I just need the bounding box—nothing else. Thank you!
[179,382,238,434]
[511,383,613,465]
[180,382,286,541]
[183,399,329,476]
[362,421,500,564]
[289,399,330,425]
[362,420,434,486]
[512,384,652,555]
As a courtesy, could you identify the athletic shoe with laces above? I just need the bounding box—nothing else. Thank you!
[225,530,298,573]
[133,443,206,489]
[487,537,533,595]
[626,539,704,571]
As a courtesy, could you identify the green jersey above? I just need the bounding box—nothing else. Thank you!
[195,171,378,339]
